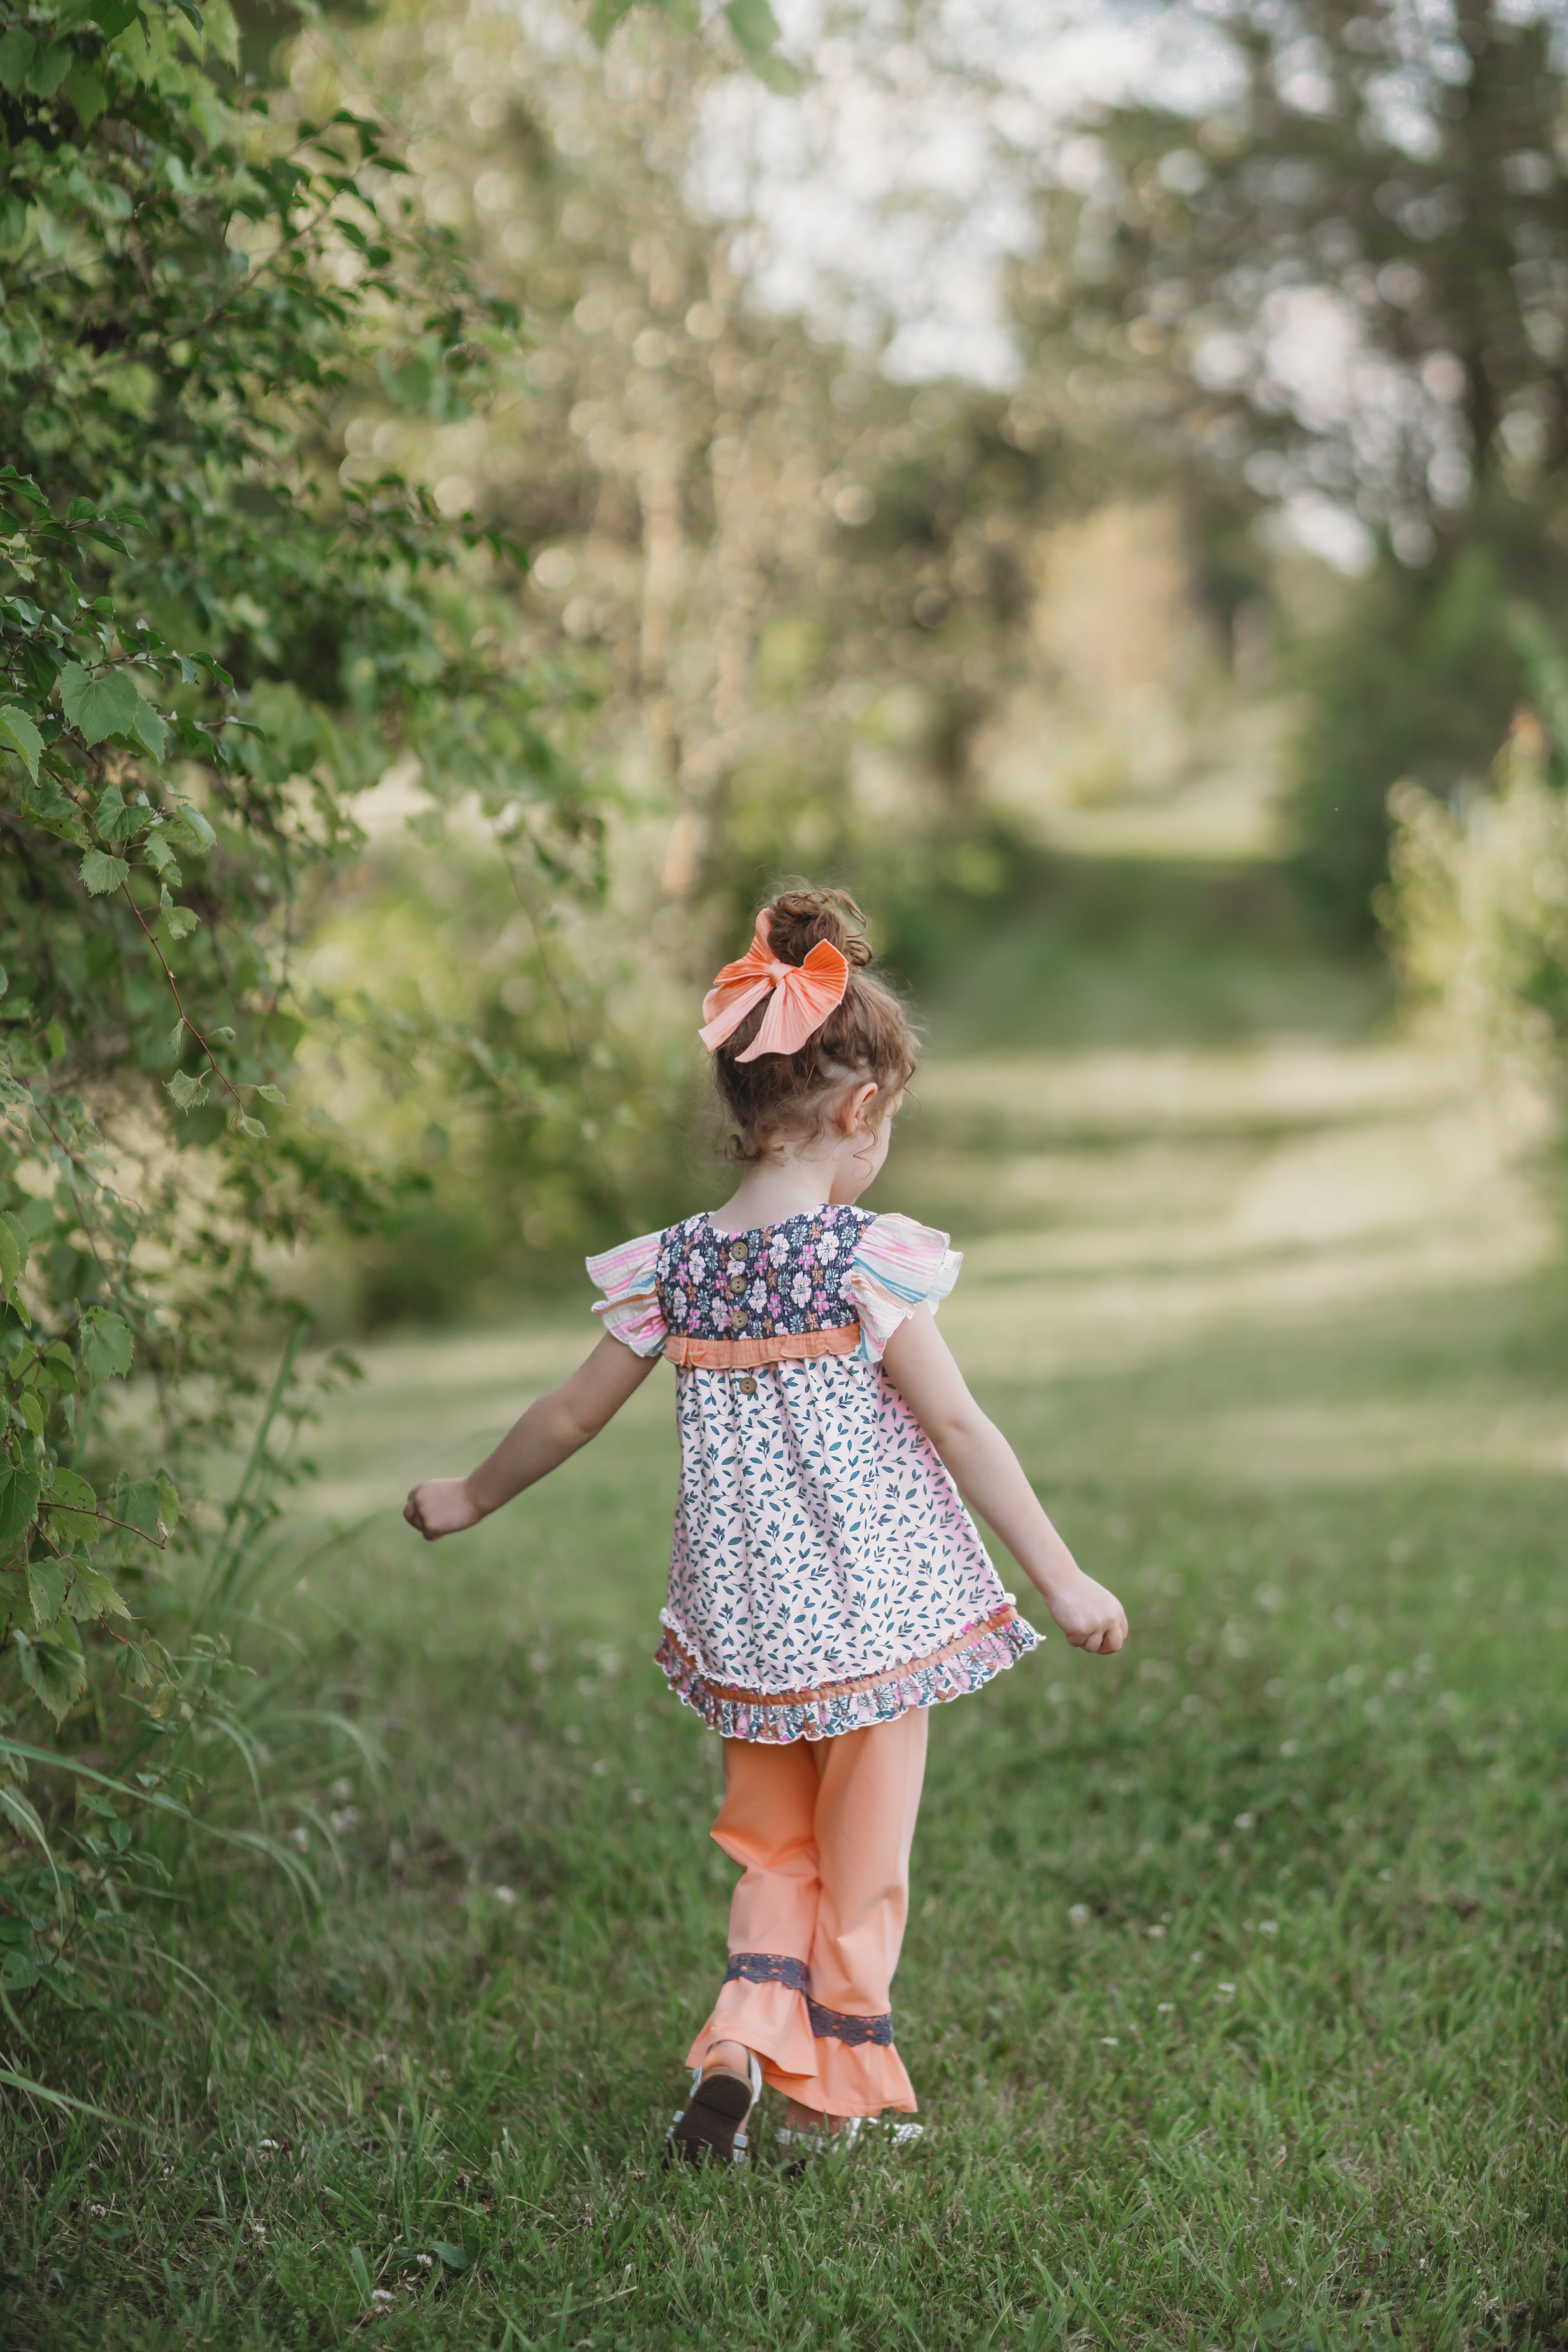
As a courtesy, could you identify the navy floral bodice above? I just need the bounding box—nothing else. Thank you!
[653,1205,875,1345]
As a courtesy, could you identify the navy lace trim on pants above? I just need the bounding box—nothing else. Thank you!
[724,1952,894,2045]
[808,1998,894,2047]
[724,1951,809,1994]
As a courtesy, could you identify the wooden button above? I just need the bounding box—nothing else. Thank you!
[737,1374,757,1396]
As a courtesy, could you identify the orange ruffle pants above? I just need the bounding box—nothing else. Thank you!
[683,1708,929,2117]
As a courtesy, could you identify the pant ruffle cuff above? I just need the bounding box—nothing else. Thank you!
[685,1978,916,2118]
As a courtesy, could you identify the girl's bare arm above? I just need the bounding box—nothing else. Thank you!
[880,1308,1128,1654]
[405,1333,659,1539]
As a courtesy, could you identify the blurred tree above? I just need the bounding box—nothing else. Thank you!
[323,0,1074,1025]
[1003,0,1568,930]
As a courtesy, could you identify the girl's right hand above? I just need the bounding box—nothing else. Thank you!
[404,1477,483,1541]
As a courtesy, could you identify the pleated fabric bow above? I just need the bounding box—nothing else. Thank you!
[698,911,850,1062]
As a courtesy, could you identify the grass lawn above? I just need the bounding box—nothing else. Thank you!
[4,1011,1567,2348]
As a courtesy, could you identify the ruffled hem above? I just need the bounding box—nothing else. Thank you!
[656,1607,1040,1743]
[686,1983,917,2117]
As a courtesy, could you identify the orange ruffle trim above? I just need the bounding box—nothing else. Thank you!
[685,1981,917,2117]
[664,1326,862,1369]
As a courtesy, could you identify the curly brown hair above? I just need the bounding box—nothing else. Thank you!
[710,887,919,1165]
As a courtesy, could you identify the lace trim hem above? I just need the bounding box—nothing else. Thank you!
[808,2000,894,2047]
[724,1952,809,1994]
[655,1606,1040,1744]
[720,1953,894,2045]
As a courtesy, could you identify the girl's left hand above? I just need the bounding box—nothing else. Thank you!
[1045,1570,1129,1654]
[405,1477,483,1541]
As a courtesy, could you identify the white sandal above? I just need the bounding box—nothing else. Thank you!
[664,2049,764,2169]
[776,2114,924,2165]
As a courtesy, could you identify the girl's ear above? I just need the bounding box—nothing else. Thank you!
[837,1079,879,1135]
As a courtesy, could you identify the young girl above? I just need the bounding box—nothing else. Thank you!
[405,888,1127,2165]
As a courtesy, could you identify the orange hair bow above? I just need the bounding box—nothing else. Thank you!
[698,911,849,1063]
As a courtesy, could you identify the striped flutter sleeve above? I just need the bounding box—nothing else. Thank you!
[848,1212,962,1360]
[585,1230,667,1358]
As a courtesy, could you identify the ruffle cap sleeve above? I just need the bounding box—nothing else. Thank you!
[849,1212,962,1360]
[585,1229,667,1358]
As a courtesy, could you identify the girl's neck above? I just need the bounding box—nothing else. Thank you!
[710,1152,861,1236]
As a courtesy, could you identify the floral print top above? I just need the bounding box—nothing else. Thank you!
[655,1205,869,1349]
[586,1206,1039,1742]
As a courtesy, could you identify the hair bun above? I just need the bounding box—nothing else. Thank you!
[764,887,874,972]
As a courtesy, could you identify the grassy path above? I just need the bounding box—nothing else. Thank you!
[6,1035,1568,2350]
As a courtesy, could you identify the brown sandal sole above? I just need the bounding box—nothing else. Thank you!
[663,2068,755,2168]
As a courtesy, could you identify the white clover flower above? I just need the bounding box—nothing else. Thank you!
[416,2253,434,2269]
[492,1885,517,1906]
[1216,1983,1237,2000]
[1280,1739,1299,1757]
[330,1776,353,1801]
[89,2203,108,2217]
[1068,1903,1091,1929]
[1101,2036,1119,2045]
[1146,1924,1165,1939]
[1234,1812,1255,1830]
[288,1826,310,1851]
[330,1806,359,1835]
[1156,2002,1175,2014]
[370,2287,395,2307]
[1259,1920,1279,1936]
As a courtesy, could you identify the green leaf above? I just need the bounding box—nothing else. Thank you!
[12,1632,87,1726]
[15,1390,45,1439]
[64,1566,130,1621]
[255,1084,288,1105]
[0,1210,27,1292]
[0,1468,42,1549]
[87,0,139,35]
[80,1310,132,1383]
[0,1779,54,1861]
[432,2242,470,2271]
[93,783,143,844]
[26,1559,68,1630]
[0,30,34,93]
[165,802,216,851]
[161,905,199,940]
[25,39,72,96]
[166,1071,208,1111]
[120,1479,162,1541]
[58,664,141,748]
[723,0,781,57]
[0,705,43,784]
[235,1114,267,1140]
[130,703,170,762]
[79,849,130,895]
[586,0,633,44]
[62,58,107,130]
[45,1468,97,1542]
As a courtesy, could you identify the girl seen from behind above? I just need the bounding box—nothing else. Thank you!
[405,887,1129,2166]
